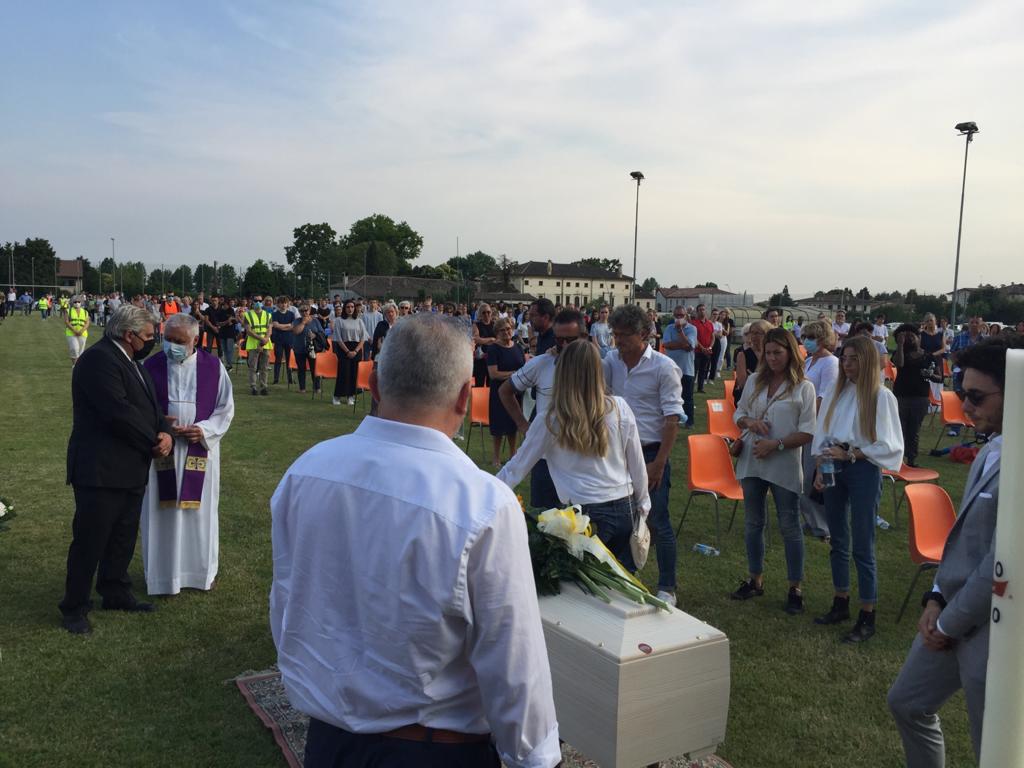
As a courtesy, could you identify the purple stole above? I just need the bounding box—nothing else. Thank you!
[144,350,221,509]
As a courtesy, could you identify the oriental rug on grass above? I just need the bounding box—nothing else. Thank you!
[236,668,733,768]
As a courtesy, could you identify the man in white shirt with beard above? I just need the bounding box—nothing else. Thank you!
[271,313,560,768]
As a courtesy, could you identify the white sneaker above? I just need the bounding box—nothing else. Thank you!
[332,397,341,406]
[347,396,355,405]
[656,590,677,607]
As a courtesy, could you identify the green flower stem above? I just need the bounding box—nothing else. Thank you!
[576,569,611,603]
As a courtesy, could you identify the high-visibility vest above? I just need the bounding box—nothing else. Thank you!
[39,298,49,310]
[163,301,180,316]
[244,309,272,350]
[66,307,89,338]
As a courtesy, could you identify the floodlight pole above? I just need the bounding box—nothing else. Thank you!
[950,124,977,332]
[630,171,644,303]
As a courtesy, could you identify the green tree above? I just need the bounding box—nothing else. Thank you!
[285,223,338,287]
[146,268,173,295]
[768,285,796,307]
[194,263,217,294]
[121,262,147,297]
[242,259,278,296]
[856,286,872,300]
[572,257,622,275]
[446,250,496,281]
[342,214,423,274]
[695,281,718,288]
[641,276,660,293]
[168,265,193,296]
[218,265,239,296]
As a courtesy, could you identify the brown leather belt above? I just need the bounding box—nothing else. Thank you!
[381,724,491,744]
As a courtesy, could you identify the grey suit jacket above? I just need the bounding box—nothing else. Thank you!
[935,440,1001,640]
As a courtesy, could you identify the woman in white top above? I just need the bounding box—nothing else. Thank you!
[331,300,369,406]
[498,340,650,571]
[811,335,903,644]
[797,320,839,539]
[589,307,613,358]
[732,328,816,613]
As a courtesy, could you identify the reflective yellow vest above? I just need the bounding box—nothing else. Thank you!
[66,307,89,337]
[38,297,49,310]
[244,309,272,350]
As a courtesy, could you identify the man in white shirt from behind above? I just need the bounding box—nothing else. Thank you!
[270,313,560,768]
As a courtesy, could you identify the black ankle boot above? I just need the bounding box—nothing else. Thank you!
[843,610,876,644]
[814,596,851,625]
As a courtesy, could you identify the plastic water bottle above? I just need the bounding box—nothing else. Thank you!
[876,515,891,530]
[819,438,837,488]
[692,543,720,557]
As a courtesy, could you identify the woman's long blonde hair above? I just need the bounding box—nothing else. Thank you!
[547,340,610,457]
[823,335,880,442]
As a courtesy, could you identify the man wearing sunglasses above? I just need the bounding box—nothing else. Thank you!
[498,309,586,508]
[889,332,1021,766]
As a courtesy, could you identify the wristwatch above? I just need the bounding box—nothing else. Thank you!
[921,590,947,609]
[777,440,785,452]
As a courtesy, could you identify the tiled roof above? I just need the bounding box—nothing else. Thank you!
[513,261,632,280]
[657,286,735,298]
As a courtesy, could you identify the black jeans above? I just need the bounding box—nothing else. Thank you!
[304,718,499,768]
[695,351,712,391]
[333,342,360,398]
[59,485,146,617]
[898,396,929,464]
[681,374,695,427]
[294,351,318,391]
[273,340,293,384]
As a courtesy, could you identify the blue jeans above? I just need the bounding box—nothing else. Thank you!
[642,443,675,592]
[581,496,636,572]
[823,460,881,603]
[740,477,804,582]
[681,374,695,427]
[218,336,236,367]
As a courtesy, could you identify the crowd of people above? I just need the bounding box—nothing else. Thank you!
[6,282,1020,766]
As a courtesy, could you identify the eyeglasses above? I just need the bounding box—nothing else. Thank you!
[554,335,577,345]
[960,389,1000,407]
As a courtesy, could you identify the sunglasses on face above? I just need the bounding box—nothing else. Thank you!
[554,335,577,345]
[960,389,999,406]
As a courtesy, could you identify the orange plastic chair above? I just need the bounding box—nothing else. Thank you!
[932,390,975,450]
[881,463,940,525]
[469,386,491,457]
[884,359,897,383]
[943,358,952,380]
[896,483,956,622]
[706,399,740,442]
[927,386,943,425]
[352,359,374,412]
[314,350,339,399]
[676,434,744,549]
[723,379,736,403]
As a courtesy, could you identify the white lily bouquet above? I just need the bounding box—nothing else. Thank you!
[523,502,669,611]
[0,497,17,533]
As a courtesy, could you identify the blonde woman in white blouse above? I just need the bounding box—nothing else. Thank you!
[811,335,903,644]
[498,340,649,571]
[732,328,816,613]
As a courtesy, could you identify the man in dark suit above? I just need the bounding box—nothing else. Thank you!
[888,333,1020,766]
[59,305,175,634]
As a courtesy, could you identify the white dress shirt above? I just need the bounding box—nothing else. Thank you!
[270,417,560,768]
[510,351,557,420]
[498,396,651,514]
[810,384,904,471]
[602,346,684,445]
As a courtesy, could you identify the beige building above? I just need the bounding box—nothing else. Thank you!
[509,260,635,308]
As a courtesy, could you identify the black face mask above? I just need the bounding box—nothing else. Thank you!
[131,333,156,361]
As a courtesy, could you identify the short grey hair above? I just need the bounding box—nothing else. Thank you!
[377,314,472,409]
[164,312,200,338]
[382,302,398,313]
[609,304,647,337]
[106,305,156,341]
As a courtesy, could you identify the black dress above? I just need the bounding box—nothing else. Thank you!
[473,321,496,386]
[487,343,525,436]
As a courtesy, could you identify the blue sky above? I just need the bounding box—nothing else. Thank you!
[2,1,1021,296]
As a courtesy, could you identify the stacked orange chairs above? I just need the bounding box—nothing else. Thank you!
[882,463,940,525]
[313,350,339,399]
[723,379,736,404]
[676,434,744,550]
[353,360,374,412]
[896,484,956,622]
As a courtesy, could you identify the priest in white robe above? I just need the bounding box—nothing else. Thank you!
[141,312,234,594]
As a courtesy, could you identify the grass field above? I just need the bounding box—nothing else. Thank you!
[0,314,976,768]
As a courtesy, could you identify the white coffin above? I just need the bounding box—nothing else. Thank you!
[539,585,730,768]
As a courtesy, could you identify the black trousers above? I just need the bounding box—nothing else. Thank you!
[898,396,929,464]
[273,340,293,383]
[59,485,146,617]
[695,351,712,391]
[304,718,499,768]
[333,343,360,398]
